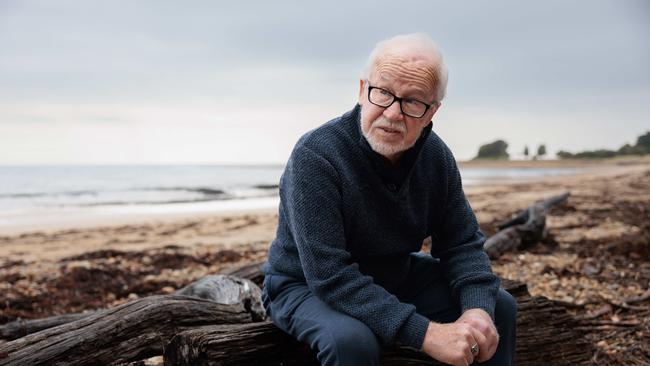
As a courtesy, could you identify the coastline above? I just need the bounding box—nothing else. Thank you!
[0,161,647,262]
[2,158,645,237]
[0,198,280,237]
[458,154,650,169]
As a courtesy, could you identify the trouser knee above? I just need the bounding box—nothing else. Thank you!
[495,289,517,324]
[318,321,381,366]
[494,288,517,341]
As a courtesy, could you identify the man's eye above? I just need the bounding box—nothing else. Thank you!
[379,89,392,96]
[403,99,419,106]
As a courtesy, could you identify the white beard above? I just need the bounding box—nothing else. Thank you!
[361,112,413,158]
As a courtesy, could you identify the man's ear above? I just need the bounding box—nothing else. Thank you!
[358,79,365,104]
[426,102,441,122]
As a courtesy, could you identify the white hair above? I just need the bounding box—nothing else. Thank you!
[362,33,449,101]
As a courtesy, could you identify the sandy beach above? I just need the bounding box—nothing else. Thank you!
[1,159,649,364]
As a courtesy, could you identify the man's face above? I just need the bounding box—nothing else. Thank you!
[359,53,439,163]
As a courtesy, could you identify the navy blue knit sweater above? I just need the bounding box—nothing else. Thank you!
[262,104,500,350]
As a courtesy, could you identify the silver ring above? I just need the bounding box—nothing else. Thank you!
[471,343,479,356]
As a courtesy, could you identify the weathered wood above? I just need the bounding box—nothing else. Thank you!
[164,322,438,366]
[484,192,570,258]
[512,289,593,365]
[0,273,266,341]
[0,311,97,341]
[176,274,266,322]
[164,322,316,366]
[0,295,253,366]
[163,278,594,366]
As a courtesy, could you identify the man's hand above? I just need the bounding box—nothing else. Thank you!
[456,308,499,363]
[421,321,483,366]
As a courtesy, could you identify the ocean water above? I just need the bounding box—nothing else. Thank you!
[0,165,585,231]
[0,165,284,231]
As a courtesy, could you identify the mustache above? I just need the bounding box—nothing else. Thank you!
[372,116,406,133]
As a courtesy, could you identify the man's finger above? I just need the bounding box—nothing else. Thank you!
[487,333,500,359]
[484,327,498,359]
[462,345,474,366]
[470,326,489,362]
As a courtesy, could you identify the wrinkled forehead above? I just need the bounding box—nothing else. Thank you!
[369,51,438,98]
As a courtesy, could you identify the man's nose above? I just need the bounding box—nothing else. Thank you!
[383,100,404,121]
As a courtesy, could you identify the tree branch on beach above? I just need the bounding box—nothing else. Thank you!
[483,192,570,259]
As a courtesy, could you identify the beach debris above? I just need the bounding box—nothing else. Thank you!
[484,192,570,258]
[175,274,266,321]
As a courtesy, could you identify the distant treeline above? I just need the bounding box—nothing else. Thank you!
[557,131,649,159]
[474,140,510,160]
[473,140,547,160]
[474,131,649,160]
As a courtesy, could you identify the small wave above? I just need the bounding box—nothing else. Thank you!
[1,186,277,200]
[1,185,281,210]
[253,184,279,190]
[0,190,97,199]
[77,197,233,207]
[139,187,226,195]
[64,190,279,208]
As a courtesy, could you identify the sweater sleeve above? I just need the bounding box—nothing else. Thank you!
[430,145,501,320]
[281,144,430,349]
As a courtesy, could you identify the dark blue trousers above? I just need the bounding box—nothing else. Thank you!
[262,253,516,366]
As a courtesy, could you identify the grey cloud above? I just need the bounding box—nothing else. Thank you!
[0,0,648,105]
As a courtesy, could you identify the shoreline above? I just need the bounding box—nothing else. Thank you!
[0,206,280,237]
[458,154,650,168]
[0,198,280,236]
[0,161,647,237]
[0,162,648,263]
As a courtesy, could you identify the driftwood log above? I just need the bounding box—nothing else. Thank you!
[163,278,593,366]
[0,275,263,366]
[483,192,570,259]
[165,322,433,366]
[0,311,98,341]
[0,295,254,366]
[0,273,265,341]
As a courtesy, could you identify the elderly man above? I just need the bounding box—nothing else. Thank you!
[261,33,516,366]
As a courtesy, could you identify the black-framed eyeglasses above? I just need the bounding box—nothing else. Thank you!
[366,82,438,118]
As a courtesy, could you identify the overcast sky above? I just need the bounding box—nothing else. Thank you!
[1,0,648,164]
